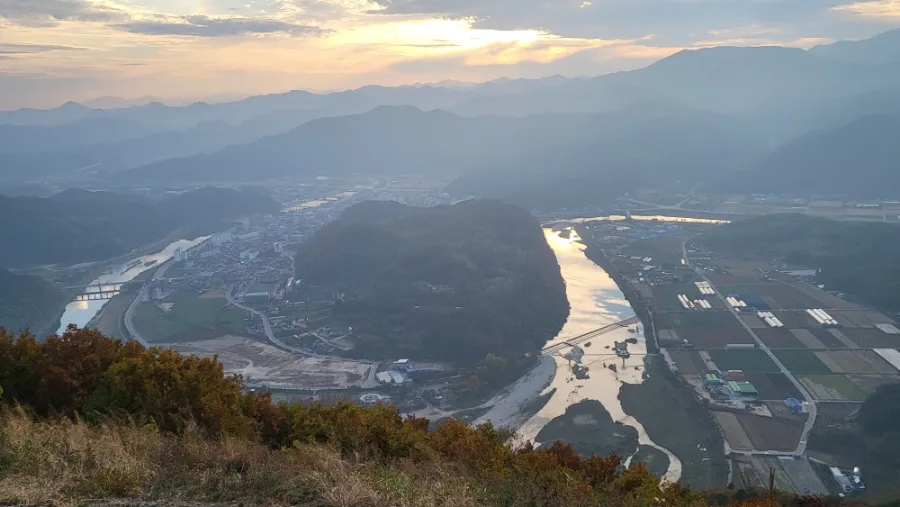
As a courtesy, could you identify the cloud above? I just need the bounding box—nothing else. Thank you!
[0,42,87,54]
[833,0,900,19]
[0,0,126,26]
[369,0,853,42]
[112,14,327,37]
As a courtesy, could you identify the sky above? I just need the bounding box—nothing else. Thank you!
[1,0,899,108]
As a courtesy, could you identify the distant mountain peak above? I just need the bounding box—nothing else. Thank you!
[60,101,91,110]
[809,28,900,64]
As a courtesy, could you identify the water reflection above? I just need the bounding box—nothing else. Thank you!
[545,214,730,226]
[517,228,682,482]
[55,237,208,334]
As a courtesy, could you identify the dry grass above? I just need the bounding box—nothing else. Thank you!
[0,409,478,507]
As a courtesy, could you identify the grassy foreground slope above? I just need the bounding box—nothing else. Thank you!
[0,326,867,507]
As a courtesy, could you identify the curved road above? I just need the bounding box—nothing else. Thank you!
[225,287,315,356]
[224,286,375,372]
[682,238,817,455]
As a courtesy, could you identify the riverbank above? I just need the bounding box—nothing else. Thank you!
[619,357,729,489]
[473,355,557,431]
[575,227,727,489]
[577,235,659,355]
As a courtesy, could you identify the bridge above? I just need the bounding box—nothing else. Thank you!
[62,283,126,302]
[541,316,640,356]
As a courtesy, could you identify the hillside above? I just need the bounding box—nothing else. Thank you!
[0,268,67,334]
[115,106,486,183]
[0,327,878,507]
[700,214,900,314]
[447,103,766,208]
[114,103,766,203]
[717,115,900,197]
[295,199,568,364]
[0,187,278,267]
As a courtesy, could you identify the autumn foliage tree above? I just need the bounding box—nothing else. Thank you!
[0,326,834,507]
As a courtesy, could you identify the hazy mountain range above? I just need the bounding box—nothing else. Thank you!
[0,187,279,268]
[2,28,900,203]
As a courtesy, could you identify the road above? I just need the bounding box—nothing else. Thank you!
[681,238,817,455]
[224,286,374,368]
[225,286,311,355]
[123,260,175,348]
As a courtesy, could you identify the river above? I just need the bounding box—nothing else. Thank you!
[55,237,209,334]
[517,227,683,482]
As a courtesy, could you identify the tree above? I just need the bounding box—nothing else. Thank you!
[859,382,900,436]
[86,348,250,437]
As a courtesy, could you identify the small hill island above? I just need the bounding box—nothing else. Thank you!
[295,199,569,366]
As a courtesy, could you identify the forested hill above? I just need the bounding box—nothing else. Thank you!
[700,214,900,314]
[0,268,67,335]
[295,199,569,364]
[715,115,900,197]
[0,187,279,268]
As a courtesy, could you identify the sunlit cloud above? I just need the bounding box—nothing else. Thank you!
[0,42,88,54]
[832,0,900,18]
[0,0,897,108]
[0,0,128,25]
[113,14,327,37]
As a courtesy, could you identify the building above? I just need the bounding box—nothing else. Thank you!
[704,372,724,386]
[830,467,854,493]
[243,283,275,303]
[392,359,413,371]
[727,381,759,399]
[173,248,187,262]
[785,397,804,413]
[211,231,233,245]
[376,371,409,385]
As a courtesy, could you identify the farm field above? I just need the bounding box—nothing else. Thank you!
[771,310,818,329]
[790,282,865,311]
[649,283,703,311]
[736,413,803,452]
[668,349,707,374]
[815,350,900,374]
[798,374,868,402]
[134,290,248,343]
[842,328,900,348]
[789,329,826,349]
[656,311,755,348]
[773,350,832,374]
[707,349,780,374]
[835,310,896,327]
[756,329,805,349]
[740,313,767,329]
[744,373,803,400]
[814,403,863,427]
[809,329,850,348]
[712,411,753,451]
[846,373,900,395]
[718,284,824,310]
